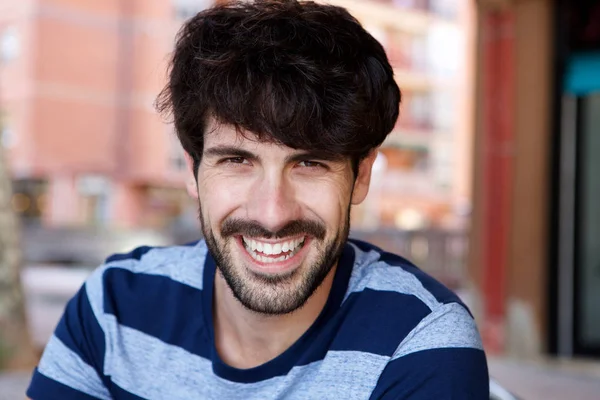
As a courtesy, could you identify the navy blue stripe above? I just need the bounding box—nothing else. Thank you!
[54,285,106,374]
[290,289,430,369]
[369,348,489,400]
[108,382,147,400]
[105,246,156,263]
[329,289,431,355]
[27,368,103,400]
[349,239,470,312]
[102,268,211,359]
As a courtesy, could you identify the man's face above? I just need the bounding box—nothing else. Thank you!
[193,121,375,315]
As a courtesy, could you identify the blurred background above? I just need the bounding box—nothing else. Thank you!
[0,0,599,398]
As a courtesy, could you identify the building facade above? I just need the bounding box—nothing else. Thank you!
[330,0,476,231]
[0,0,207,229]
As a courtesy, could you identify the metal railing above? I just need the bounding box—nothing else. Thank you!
[20,225,470,288]
[350,228,469,290]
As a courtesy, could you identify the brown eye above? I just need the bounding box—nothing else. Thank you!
[223,157,249,165]
[298,160,323,168]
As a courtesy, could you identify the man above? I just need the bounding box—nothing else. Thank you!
[27,1,489,398]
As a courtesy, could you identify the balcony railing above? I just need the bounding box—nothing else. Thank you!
[350,227,468,290]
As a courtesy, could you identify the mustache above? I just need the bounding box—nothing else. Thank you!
[221,218,326,240]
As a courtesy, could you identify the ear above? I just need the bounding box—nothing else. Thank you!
[184,153,199,200]
[351,150,379,205]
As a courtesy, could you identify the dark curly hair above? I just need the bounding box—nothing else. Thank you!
[156,0,401,177]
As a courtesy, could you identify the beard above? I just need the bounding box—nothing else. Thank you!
[200,206,351,315]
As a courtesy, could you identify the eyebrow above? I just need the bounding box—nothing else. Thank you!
[284,150,346,164]
[203,146,345,164]
[203,146,258,161]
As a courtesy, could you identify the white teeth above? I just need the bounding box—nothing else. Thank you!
[242,236,306,261]
[263,243,273,255]
[248,251,292,263]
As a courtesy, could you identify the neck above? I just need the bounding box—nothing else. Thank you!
[213,266,337,369]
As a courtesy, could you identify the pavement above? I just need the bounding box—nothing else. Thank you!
[20,265,91,348]
[0,371,30,400]
[489,357,600,400]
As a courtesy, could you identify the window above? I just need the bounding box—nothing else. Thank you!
[429,0,459,21]
[173,0,214,21]
[11,179,47,222]
[0,111,15,148]
[168,129,187,171]
[1,26,20,63]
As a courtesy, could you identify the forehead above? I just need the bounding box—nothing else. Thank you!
[203,119,343,161]
[203,121,268,152]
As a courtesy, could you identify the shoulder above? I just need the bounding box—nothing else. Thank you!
[83,240,209,321]
[345,238,466,312]
[342,239,482,353]
[100,239,207,285]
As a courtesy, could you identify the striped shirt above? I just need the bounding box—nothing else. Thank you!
[27,239,489,399]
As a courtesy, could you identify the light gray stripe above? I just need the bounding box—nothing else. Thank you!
[102,322,387,400]
[282,351,387,400]
[85,241,208,377]
[37,335,111,400]
[105,323,215,399]
[104,241,208,291]
[345,243,440,310]
[85,264,113,377]
[392,302,483,360]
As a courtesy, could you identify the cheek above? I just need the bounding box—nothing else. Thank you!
[198,176,250,221]
[296,181,352,225]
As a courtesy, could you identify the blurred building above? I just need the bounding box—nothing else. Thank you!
[0,0,215,229]
[331,0,476,231]
[470,0,600,361]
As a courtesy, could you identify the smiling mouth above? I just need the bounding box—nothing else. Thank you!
[241,236,306,263]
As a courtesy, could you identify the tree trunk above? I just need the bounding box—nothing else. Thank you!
[0,145,35,369]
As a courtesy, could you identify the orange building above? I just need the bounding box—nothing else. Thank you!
[0,0,210,229]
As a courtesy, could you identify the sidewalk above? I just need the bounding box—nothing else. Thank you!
[489,357,600,400]
[0,371,30,400]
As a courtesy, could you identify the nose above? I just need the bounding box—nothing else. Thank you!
[246,172,301,233]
